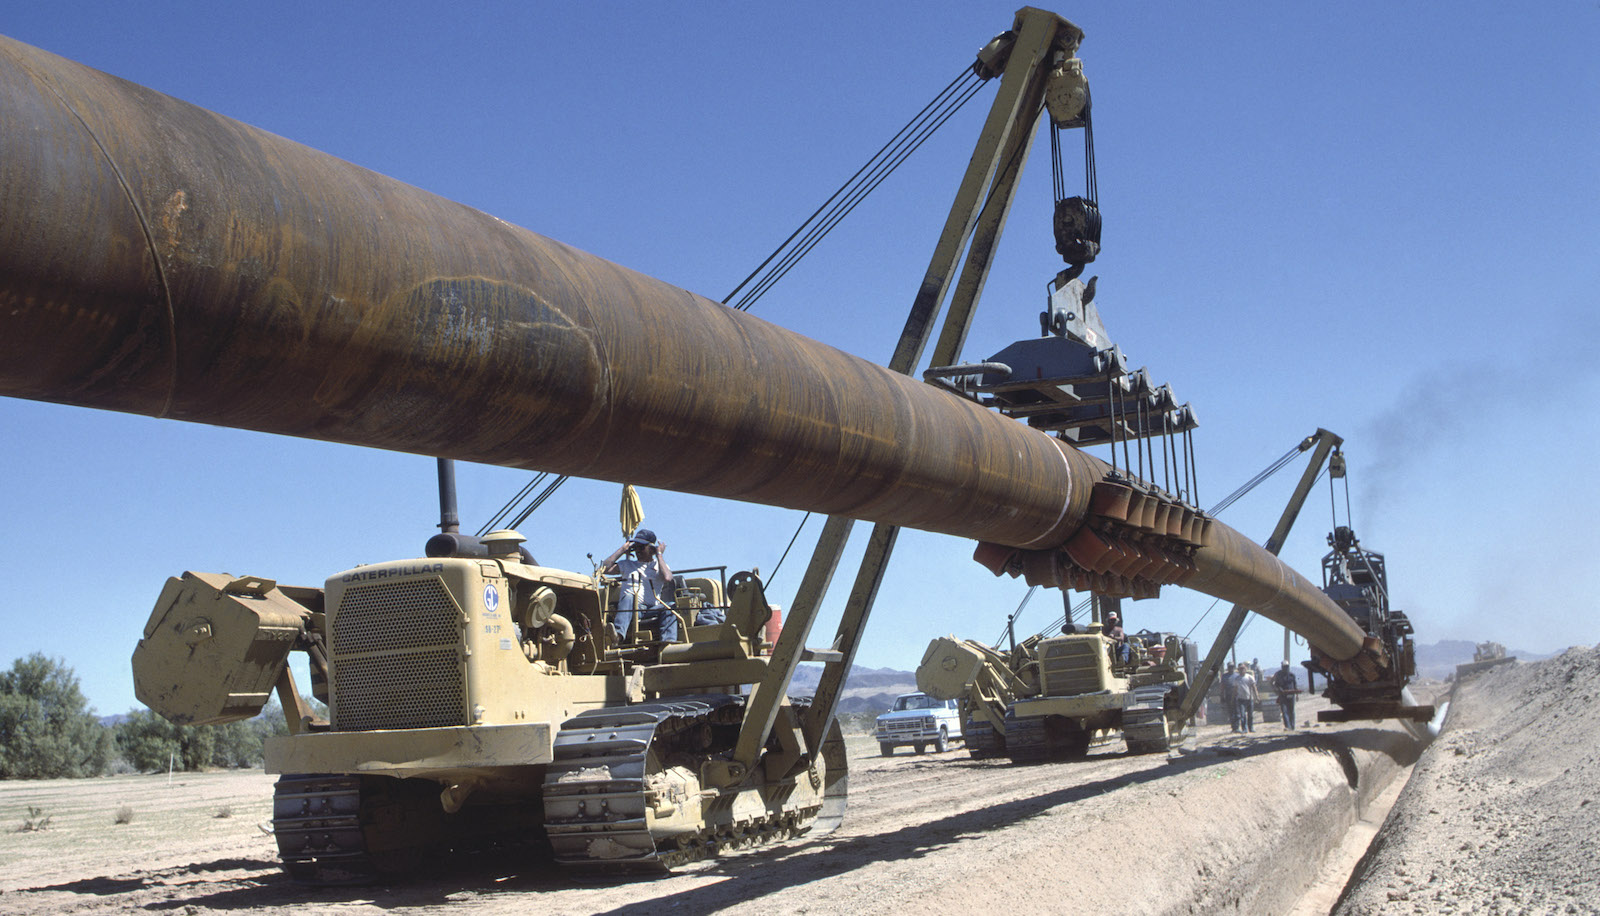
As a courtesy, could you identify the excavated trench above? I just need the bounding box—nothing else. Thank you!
[1176,710,1429,916]
[1286,740,1419,915]
[1108,703,1430,916]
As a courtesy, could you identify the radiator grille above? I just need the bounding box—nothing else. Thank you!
[330,577,465,731]
[1040,640,1103,696]
[333,648,464,731]
[332,578,461,655]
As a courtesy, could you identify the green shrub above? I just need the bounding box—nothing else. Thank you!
[114,700,298,773]
[0,654,113,778]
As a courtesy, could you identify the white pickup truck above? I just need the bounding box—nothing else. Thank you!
[874,692,964,756]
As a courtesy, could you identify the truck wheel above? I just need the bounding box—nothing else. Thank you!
[935,727,949,753]
[880,742,895,757]
[914,743,926,754]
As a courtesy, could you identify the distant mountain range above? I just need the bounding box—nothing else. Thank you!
[791,664,918,714]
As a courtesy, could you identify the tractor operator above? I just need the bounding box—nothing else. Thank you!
[603,528,678,643]
[1104,610,1130,663]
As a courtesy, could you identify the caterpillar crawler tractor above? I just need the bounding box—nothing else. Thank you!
[132,480,847,881]
[917,613,1198,761]
[1455,641,1515,680]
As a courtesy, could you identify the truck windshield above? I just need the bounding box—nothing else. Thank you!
[893,695,938,711]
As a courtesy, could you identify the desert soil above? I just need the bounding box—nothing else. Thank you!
[1333,646,1600,915]
[1,651,1596,915]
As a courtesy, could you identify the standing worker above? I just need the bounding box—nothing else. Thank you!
[1220,664,1241,733]
[1271,661,1301,730]
[1235,663,1259,733]
[602,528,678,643]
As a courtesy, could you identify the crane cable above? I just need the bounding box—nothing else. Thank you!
[1208,443,1303,517]
[764,512,811,587]
[992,585,1043,647]
[475,472,565,537]
[1025,594,1093,646]
[477,472,549,535]
[724,66,986,312]
[477,66,991,540]
[1164,438,1330,640]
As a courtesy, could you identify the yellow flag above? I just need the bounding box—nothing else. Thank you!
[620,484,644,539]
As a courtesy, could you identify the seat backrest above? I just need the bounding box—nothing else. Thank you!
[681,576,726,609]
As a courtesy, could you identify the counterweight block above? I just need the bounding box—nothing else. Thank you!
[133,571,316,725]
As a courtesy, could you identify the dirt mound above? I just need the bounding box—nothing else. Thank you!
[1334,645,1600,914]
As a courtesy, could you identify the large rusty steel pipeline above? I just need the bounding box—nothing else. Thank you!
[0,35,1368,661]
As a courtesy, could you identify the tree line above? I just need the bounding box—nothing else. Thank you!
[0,653,294,778]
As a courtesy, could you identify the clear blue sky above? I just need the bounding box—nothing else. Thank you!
[2,2,1596,715]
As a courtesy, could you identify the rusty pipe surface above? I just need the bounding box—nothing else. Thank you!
[1187,522,1365,656]
[0,35,1367,660]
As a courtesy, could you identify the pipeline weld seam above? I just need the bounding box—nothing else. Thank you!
[41,76,180,419]
[1017,443,1073,549]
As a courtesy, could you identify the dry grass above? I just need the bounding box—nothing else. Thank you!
[0,769,276,891]
[14,805,52,832]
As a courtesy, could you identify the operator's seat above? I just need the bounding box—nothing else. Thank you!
[658,572,770,664]
[602,578,684,646]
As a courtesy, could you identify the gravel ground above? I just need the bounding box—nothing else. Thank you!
[1334,645,1600,915]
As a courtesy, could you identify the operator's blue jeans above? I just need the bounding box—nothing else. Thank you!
[615,605,678,642]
